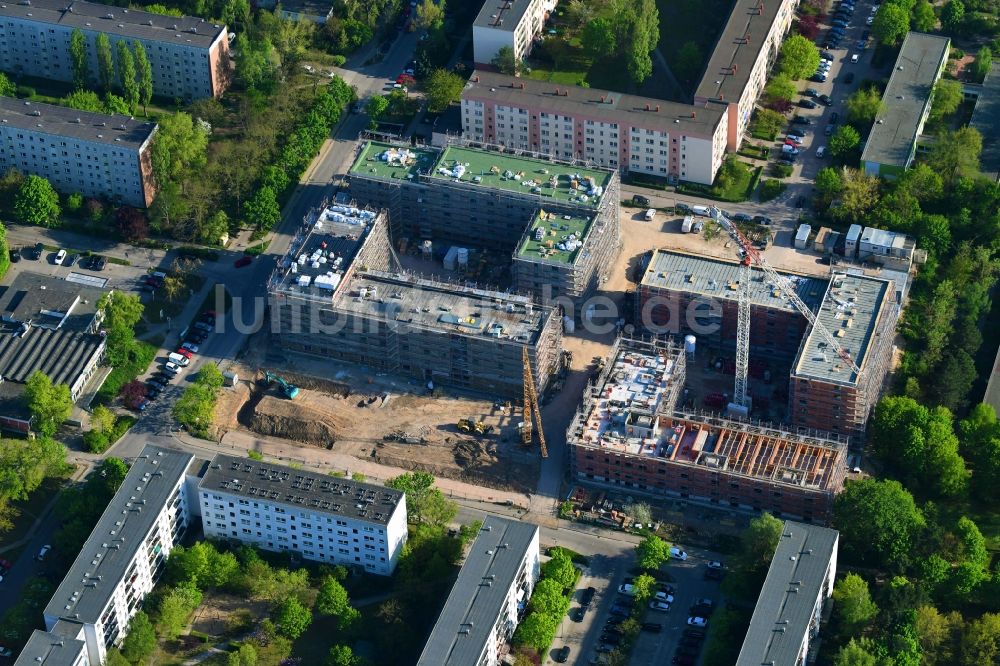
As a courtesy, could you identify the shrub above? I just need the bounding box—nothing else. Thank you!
[759,179,787,201]
[15,85,35,98]
[331,55,346,66]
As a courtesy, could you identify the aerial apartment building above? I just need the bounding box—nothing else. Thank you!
[736,521,839,666]
[461,70,729,185]
[694,0,800,151]
[473,0,556,67]
[0,0,231,100]
[199,453,409,576]
[566,337,847,523]
[417,516,541,666]
[0,97,157,207]
[36,446,194,666]
[347,140,621,305]
[861,32,950,178]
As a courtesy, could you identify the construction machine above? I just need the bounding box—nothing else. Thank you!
[262,371,300,400]
[457,418,494,436]
[521,347,548,457]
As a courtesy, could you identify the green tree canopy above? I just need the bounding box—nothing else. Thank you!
[243,186,281,230]
[69,29,89,90]
[912,0,937,31]
[581,17,616,58]
[63,90,105,113]
[157,582,203,640]
[414,0,445,30]
[930,79,963,122]
[674,41,704,83]
[14,175,60,227]
[0,72,13,97]
[386,471,457,527]
[96,33,114,93]
[833,478,925,570]
[326,645,359,666]
[151,112,209,187]
[829,124,861,159]
[273,596,312,639]
[134,41,153,116]
[24,371,72,438]
[974,47,993,83]
[926,127,982,185]
[316,577,360,629]
[764,73,797,104]
[846,86,885,126]
[940,0,965,33]
[779,34,821,80]
[833,639,879,666]
[541,548,577,590]
[116,40,139,114]
[120,611,156,663]
[833,574,878,632]
[512,610,560,651]
[424,69,464,114]
[491,46,521,76]
[872,3,911,45]
[635,534,671,571]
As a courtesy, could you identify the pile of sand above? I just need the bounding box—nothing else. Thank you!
[249,393,354,445]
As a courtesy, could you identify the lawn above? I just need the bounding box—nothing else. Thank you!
[677,160,761,202]
[94,340,158,405]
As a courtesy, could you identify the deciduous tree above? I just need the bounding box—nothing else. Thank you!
[386,471,457,526]
[930,79,963,122]
[115,41,138,114]
[273,596,312,639]
[69,29,89,90]
[674,41,703,83]
[872,3,910,45]
[829,124,861,159]
[541,548,577,590]
[833,574,878,631]
[424,68,464,113]
[833,639,879,666]
[926,127,983,185]
[243,186,281,230]
[974,46,993,83]
[846,86,885,126]
[491,45,521,76]
[134,41,153,116]
[121,611,156,663]
[940,0,965,33]
[96,33,114,93]
[582,17,616,58]
[912,0,937,32]
[116,206,149,241]
[24,371,72,438]
[316,577,360,628]
[0,73,13,97]
[635,534,670,571]
[779,34,821,80]
[414,0,445,30]
[764,74,797,104]
[326,645,359,666]
[14,175,60,227]
[833,478,925,570]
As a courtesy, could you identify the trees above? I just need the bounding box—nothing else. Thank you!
[157,582,203,640]
[940,0,965,34]
[14,175,60,227]
[121,611,156,663]
[386,471,458,527]
[116,205,149,241]
[915,605,962,664]
[414,0,445,30]
[243,186,281,230]
[327,645,359,666]
[234,35,282,97]
[541,548,578,590]
[833,574,879,632]
[316,577,360,629]
[424,69,464,114]
[829,125,861,159]
[622,0,659,84]
[752,108,787,138]
[104,93,130,115]
[0,437,66,532]
[69,29,89,90]
[98,291,143,366]
[912,0,937,32]
[927,127,983,185]
[63,90,105,113]
[739,512,784,572]
[273,596,312,639]
[173,364,225,435]
[96,33,114,93]
[134,41,153,116]
[832,167,880,222]
[24,371,72,438]
[150,112,209,187]
[961,613,1000,664]
[764,74,797,105]
[930,79,963,122]
[846,86,885,126]
[491,46,521,76]
[513,611,560,652]
[815,166,844,205]
[833,478,925,570]
[635,534,671,571]
[116,40,139,114]
[974,47,993,83]
[779,34,821,80]
[872,3,910,45]
[674,41,704,84]
[582,17,616,59]
[833,639,879,666]
[0,72,13,97]
[0,223,10,283]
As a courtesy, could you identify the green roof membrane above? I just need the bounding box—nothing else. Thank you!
[517,210,594,265]
[350,141,439,180]
[429,145,612,208]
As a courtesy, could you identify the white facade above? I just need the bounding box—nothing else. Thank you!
[0,99,156,207]
[199,485,408,576]
[473,0,552,65]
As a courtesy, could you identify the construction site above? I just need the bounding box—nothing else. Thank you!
[347,139,622,304]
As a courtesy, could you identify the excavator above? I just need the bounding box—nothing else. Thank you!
[262,371,300,400]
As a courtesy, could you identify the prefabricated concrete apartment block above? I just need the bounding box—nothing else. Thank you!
[268,207,563,398]
[347,140,622,306]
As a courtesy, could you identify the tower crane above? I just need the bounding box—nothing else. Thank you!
[521,347,548,458]
[708,208,862,412]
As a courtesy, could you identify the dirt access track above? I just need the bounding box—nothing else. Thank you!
[213,363,541,493]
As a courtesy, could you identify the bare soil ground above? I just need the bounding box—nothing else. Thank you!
[214,357,541,493]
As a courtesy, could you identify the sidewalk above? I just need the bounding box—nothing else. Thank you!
[218,429,530,509]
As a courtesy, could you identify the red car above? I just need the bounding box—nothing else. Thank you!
[234,256,252,268]
[396,74,415,85]
[175,348,194,359]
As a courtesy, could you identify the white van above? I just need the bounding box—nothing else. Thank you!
[681,216,695,233]
[167,352,190,367]
[644,208,656,221]
[54,249,67,265]
[691,205,711,217]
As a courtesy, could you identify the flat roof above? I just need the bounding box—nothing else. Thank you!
[473,0,534,31]
[200,454,405,526]
[861,32,950,168]
[13,629,86,666]
[516,209,595,265]
[971,62,1000,181]
[430,144,613,209]
[793,272,892,385]
[0,324,104,387]
[45,446,193,624]
[350,141,439,181]
[695,0,786,104]
[417,516,539,665]
[640,249,829,314]
[333,271,550,346]
[465,70,726,137]
[0,271,104,332]
[0,96,156,149]
[736,521,839,666]
[0,0,226,48]
[272,206,382,301]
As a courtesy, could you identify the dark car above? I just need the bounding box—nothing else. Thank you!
[705,567,725,580]
[235,255,253,268]
[581,586,596,607]
[691,604,715,617]
[684,628,707,639]
[570,607,584,622]
[680,636,703,649]
[605,616,624,627]
[9,247,20,263]
[809,73,827,83]
[792,116,813,125]
[818,94,833,106]
[677,644,701,657]
[632,194,651,207]
[642,622,663,633]
[752,215,772,226]
[862,29,871,40]
[830,111,840,123]
[610,606,630,618]
[674,202,692,214]
[64,253,77,267]
[796,196,806,209]
[820,50,835,60]
[30,243,44,260]
[600,633,621,646]
[731,213,752,223]
[799,99,818,109]
[555,646,570,663]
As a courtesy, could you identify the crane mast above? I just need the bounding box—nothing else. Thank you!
[708,207,862,411]
[521,347,548,458]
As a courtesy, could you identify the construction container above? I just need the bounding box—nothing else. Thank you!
[814,227,831,253]
[223,371,239,387]
[794,224,811,250]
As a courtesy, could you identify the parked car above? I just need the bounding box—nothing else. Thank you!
[672,654,695,665]
[0,647,12,657]
[164,361,182,375]
[856,38,868,49]
[175,348,194,359]
[235,255,253,268]
[684,628,707,639]
[687,616,709,627]
[181,342,200,353]
[632,194,650,207]
[792,115,813,125]
[866,15,874,24]
[9,247,20,263]
[37,545,51,561]
[618,583,636,596]
[30,243,44,260]
[54,249,67,265]
[809,73,827,83]
[669,547,688,560]
[818,94,833,106]
[844,71,855,84]
[731,213,752,222]
[581,586,596,607]
[655,592,675,603]
[642,622,663,633]
[825,124,835,136]
[817,146,827,158]
[706,560,724,570]
[555,646,571,663]
[649,601,671,611]
[830,111,840,123]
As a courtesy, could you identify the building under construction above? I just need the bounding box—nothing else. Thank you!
[268,205,561,398]
[635,249,899,438]
[347,140,621,304]
[565,336,848,523]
